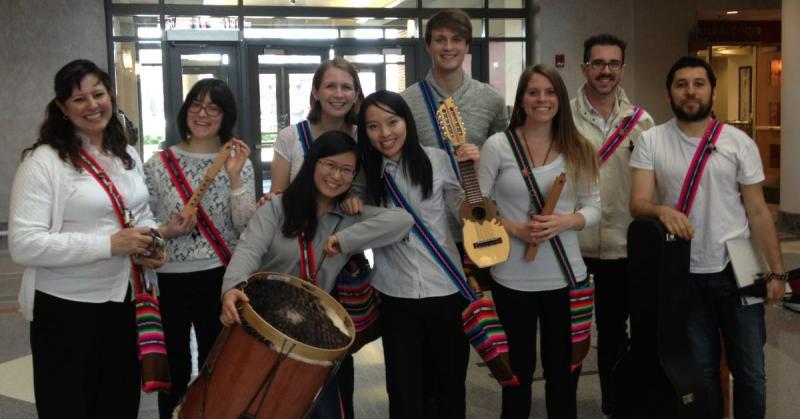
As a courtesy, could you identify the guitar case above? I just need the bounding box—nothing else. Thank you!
[612,218,706,419]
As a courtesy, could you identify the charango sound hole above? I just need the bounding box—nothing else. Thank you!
[471,206,486,221]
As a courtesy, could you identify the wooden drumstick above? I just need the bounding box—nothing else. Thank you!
[181,141,234,218]
[525,172,566,261]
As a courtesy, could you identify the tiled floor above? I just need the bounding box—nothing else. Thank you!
[1,242,799,418]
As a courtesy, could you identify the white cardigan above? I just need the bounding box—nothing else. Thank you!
[9,144,157,320]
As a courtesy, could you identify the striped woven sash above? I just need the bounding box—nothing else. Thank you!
[296,120,314,156]
[676,119,724,216]
[598,106,644,166]
[160,148,232,266]
[419,80,460,180]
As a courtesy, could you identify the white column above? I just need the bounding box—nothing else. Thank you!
[781,0,800,229]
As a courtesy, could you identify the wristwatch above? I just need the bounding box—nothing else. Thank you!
[766,272,789,282]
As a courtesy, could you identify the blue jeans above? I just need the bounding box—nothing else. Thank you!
[687,265,766,419]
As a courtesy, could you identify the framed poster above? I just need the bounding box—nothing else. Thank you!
[739,66,752,121]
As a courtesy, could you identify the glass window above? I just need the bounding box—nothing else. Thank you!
[488,19,524,38]
[166,0,238,5]
[422,0,483,7]
[112,0,158,4]
[113,15,160,38]
[244,0,415,6]
[422,19,483,39]
[489,42,525,109]
[165,16,239,31]
[488,0,523,7]
[244,17,416,39]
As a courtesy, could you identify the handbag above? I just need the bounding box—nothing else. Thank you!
[335,253,381,354]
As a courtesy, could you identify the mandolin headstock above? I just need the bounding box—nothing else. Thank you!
[437,97,466,147]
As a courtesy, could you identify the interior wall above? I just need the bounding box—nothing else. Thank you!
[0,0,106,225]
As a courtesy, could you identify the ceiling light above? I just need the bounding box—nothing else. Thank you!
[726,10,739,15]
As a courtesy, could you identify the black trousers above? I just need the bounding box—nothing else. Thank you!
[584,257,629,415]
[491,281,578,419]
[157,267,224,419]
[30,290,140,419]
[379,293,470,419]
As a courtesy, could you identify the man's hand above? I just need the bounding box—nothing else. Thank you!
[657,206,694,240]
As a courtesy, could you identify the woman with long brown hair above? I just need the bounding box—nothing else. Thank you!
[478,64,600,418]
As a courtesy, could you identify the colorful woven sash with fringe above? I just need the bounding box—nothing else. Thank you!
[79,149,170,393]
[505,130,595,372]
[384,171,518,386]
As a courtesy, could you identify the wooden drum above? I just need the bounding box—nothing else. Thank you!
[175,272,355,419]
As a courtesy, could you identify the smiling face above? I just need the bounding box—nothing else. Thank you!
[521,73,559,126]
[426,27,468,74]
[668,66,715,122]
[581,44,625,98]
[312,67,358,121]
[314,151,357,203]
[364,103,407,163]
[57,74,113,142]
[186,93,223,142]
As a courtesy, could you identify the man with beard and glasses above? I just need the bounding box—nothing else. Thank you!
[629,56,786,419]
[569,33,654,416]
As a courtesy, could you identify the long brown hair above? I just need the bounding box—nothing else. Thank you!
[307,57,364,126]
[22,59,132,170]
[509,64,598,191]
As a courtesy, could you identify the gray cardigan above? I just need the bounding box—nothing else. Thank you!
[222,197,413,295]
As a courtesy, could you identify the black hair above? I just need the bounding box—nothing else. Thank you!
[281,131,359,238]
[177,78,237,143]
[356,90,433,207]
[582,33,627,64]
[23,59,132,170]
[666,56,717,90]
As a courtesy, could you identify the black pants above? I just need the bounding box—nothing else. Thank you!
[379,293,470,419]
[491,281,578,419]
[157,267,224,419]
[30,290,140,419]
[584,257,629,415]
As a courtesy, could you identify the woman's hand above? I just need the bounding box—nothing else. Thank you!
[111,227,155,256]
[257,192,276,208]
[501,218,535,244]
[161,212,197,239]
[530,213,580,244]
[225,138,251,188]
[140,251,167,270]
[220,288,249,327]
[341,194,363,215]
[456,143,480,165]
[324,235,342,257]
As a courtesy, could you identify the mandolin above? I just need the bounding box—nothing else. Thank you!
[437,97,510,268]
[180,141,234,218]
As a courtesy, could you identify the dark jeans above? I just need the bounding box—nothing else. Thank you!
[311,354,355,419]
[157,267,224,419]
[491,281,578,419]
[379,293,470,419]
[30,290,140,419]
[687,265,766,419]
[584,257,630,415]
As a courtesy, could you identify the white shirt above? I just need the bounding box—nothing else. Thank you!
[479,132,601,292]
[273,122,309,182]
[9,143,157,320]
[629,119,765,273]
[370,147,465,299]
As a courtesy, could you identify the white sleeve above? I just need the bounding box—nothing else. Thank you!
[736,134,766,185]
[576,180,601,229]
[629,131,654,170]
[478,134,502,198]
[274,125,297,162]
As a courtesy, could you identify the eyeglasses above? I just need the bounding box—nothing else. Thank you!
[188,102,222,116]
[317,160,356,178]
[587,60,623,71]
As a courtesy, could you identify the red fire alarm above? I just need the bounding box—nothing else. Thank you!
[555,54,565,68]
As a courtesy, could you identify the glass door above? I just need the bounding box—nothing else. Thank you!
[165,43,240,147]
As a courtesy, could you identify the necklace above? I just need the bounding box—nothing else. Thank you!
[520,129,554,168]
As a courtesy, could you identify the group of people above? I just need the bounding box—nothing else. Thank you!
[8,7,788,419]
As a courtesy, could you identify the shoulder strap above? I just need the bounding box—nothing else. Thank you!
[419,81,461,180]
[504,130,578,288]
[383,171,477,301]
[296,120,313,157]
[675,119,724,216]
[78,149,146,295]
[598,106,644,166]
[160,149,232,266]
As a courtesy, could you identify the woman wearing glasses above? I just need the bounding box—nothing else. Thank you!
[221,131,412,419]
[143,78,256,419]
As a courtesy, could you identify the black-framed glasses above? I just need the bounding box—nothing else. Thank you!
[188,101,222,116]
[587,60,623,71]
[317,160,356,178]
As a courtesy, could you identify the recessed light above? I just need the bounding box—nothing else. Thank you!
[726,10,739,15]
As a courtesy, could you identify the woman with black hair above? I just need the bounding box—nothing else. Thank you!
[221,131,412,419]
[143,78,256,418]
[355,90,479,419]
[9,59,165,418]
